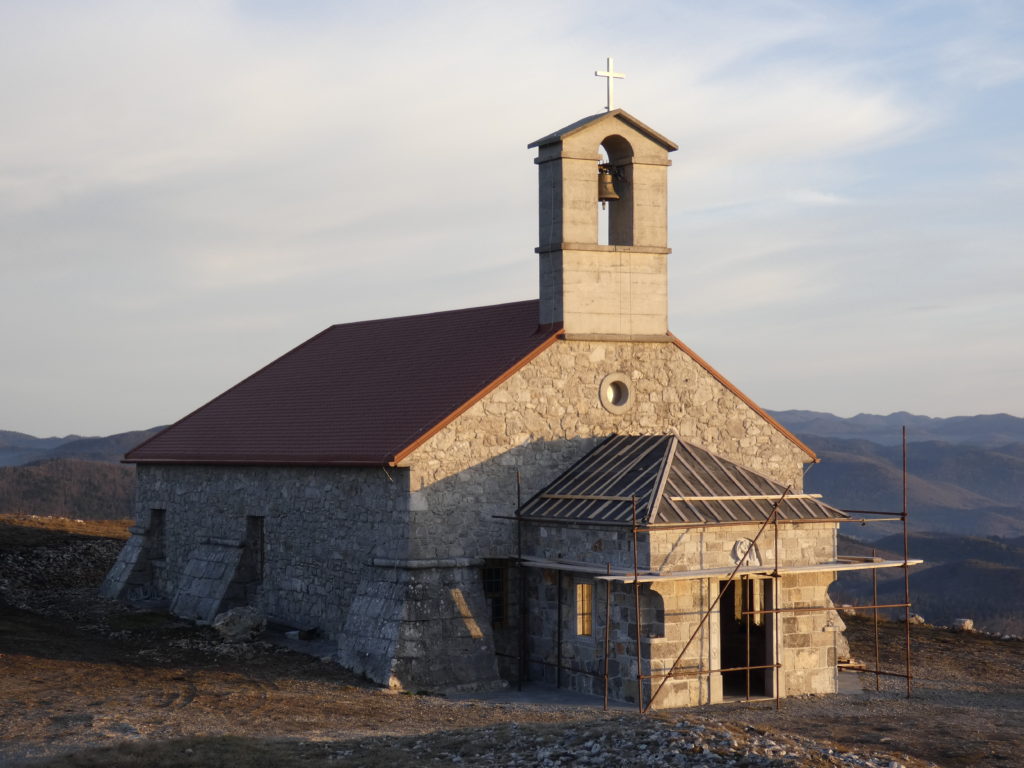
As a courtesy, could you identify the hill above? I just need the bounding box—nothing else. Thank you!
[46,428,165,463]
[0,427,164,468]
[880,560,1024,635]
[0,430,82,467]
[800,435,1024,539]
[872,531,1024,567]
[765,411,1024,541]
[770,411,1024,635]
[834,532,1024,634]
[0,459,135,520]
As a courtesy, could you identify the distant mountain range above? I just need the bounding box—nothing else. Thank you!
[769,409,1024,447]
[769,411,1024,540]
[834,532,1024,635]
[0,427,165,467]
[768,410,1024,634]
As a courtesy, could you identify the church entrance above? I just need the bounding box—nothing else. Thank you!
[719,577,773,698]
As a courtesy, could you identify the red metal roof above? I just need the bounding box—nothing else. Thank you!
[127,301,560,466]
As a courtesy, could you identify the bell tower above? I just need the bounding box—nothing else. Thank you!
[528,109,677,337]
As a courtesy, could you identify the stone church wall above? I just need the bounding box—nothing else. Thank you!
[390,336,815,699]
[519,521,649,703]
[111,463,410,639]
[646,522,838,706]
[516,519,838,707]
[106,463,505,692]
[404,338,809,566]
[525,569,652,705]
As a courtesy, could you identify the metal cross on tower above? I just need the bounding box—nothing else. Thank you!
[594,57,625,111]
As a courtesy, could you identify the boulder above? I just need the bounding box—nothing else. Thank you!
[212,606,266,642]
[953,617,975,632]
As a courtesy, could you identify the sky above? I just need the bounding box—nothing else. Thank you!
[1,0,1022,437]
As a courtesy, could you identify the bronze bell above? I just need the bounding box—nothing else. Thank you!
[597,165,620,203]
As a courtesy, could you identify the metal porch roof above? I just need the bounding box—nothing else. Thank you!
[518,434,846,526]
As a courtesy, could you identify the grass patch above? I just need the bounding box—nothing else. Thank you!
[0,514,130,551]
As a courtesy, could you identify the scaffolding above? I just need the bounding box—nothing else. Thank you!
[509,428,921,713]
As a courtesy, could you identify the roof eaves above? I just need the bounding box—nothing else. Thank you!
[127,457,394,468]
[667,334,818,462]
[390,325,564,465]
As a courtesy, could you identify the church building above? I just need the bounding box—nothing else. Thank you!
[103,103,857,709]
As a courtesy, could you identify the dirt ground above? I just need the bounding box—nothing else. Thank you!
[709,616,1024,768]
[1,514,1021,766]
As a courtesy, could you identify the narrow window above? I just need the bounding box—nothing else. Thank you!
[576,582,593,636]
[245,516,265,583]
[148,509,166,559]
[482,565,507,627]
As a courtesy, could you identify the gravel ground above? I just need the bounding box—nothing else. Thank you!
[322,715,922,767]
[3,515,1020,767]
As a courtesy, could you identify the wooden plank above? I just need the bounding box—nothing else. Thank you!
[668,493,823,502]
[519,556,630,577]
[594,559,924,583]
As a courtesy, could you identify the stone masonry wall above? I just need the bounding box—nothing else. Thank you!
[338,562,501,691]
[117,463,407,637]
[647,522,839,706]
[520,522,651,703]
[100,508,163,601]
[106,463,504,692]
[395,337,813,702]
[515,520,838,707]
[404,338,809,568]
[525,569,653,705]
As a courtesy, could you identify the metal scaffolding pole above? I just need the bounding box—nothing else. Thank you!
[603,563,611,711]
[631,496,643,715]
[902,426,913,698]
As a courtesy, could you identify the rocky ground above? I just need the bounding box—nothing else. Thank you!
[1,513,1021,767]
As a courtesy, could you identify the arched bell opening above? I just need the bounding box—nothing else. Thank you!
[598,134,634,246]
[597,146,611,245]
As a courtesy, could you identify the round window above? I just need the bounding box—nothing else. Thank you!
[599,372,632,414]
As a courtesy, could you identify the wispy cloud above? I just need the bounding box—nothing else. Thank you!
[0,0,1021,433]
